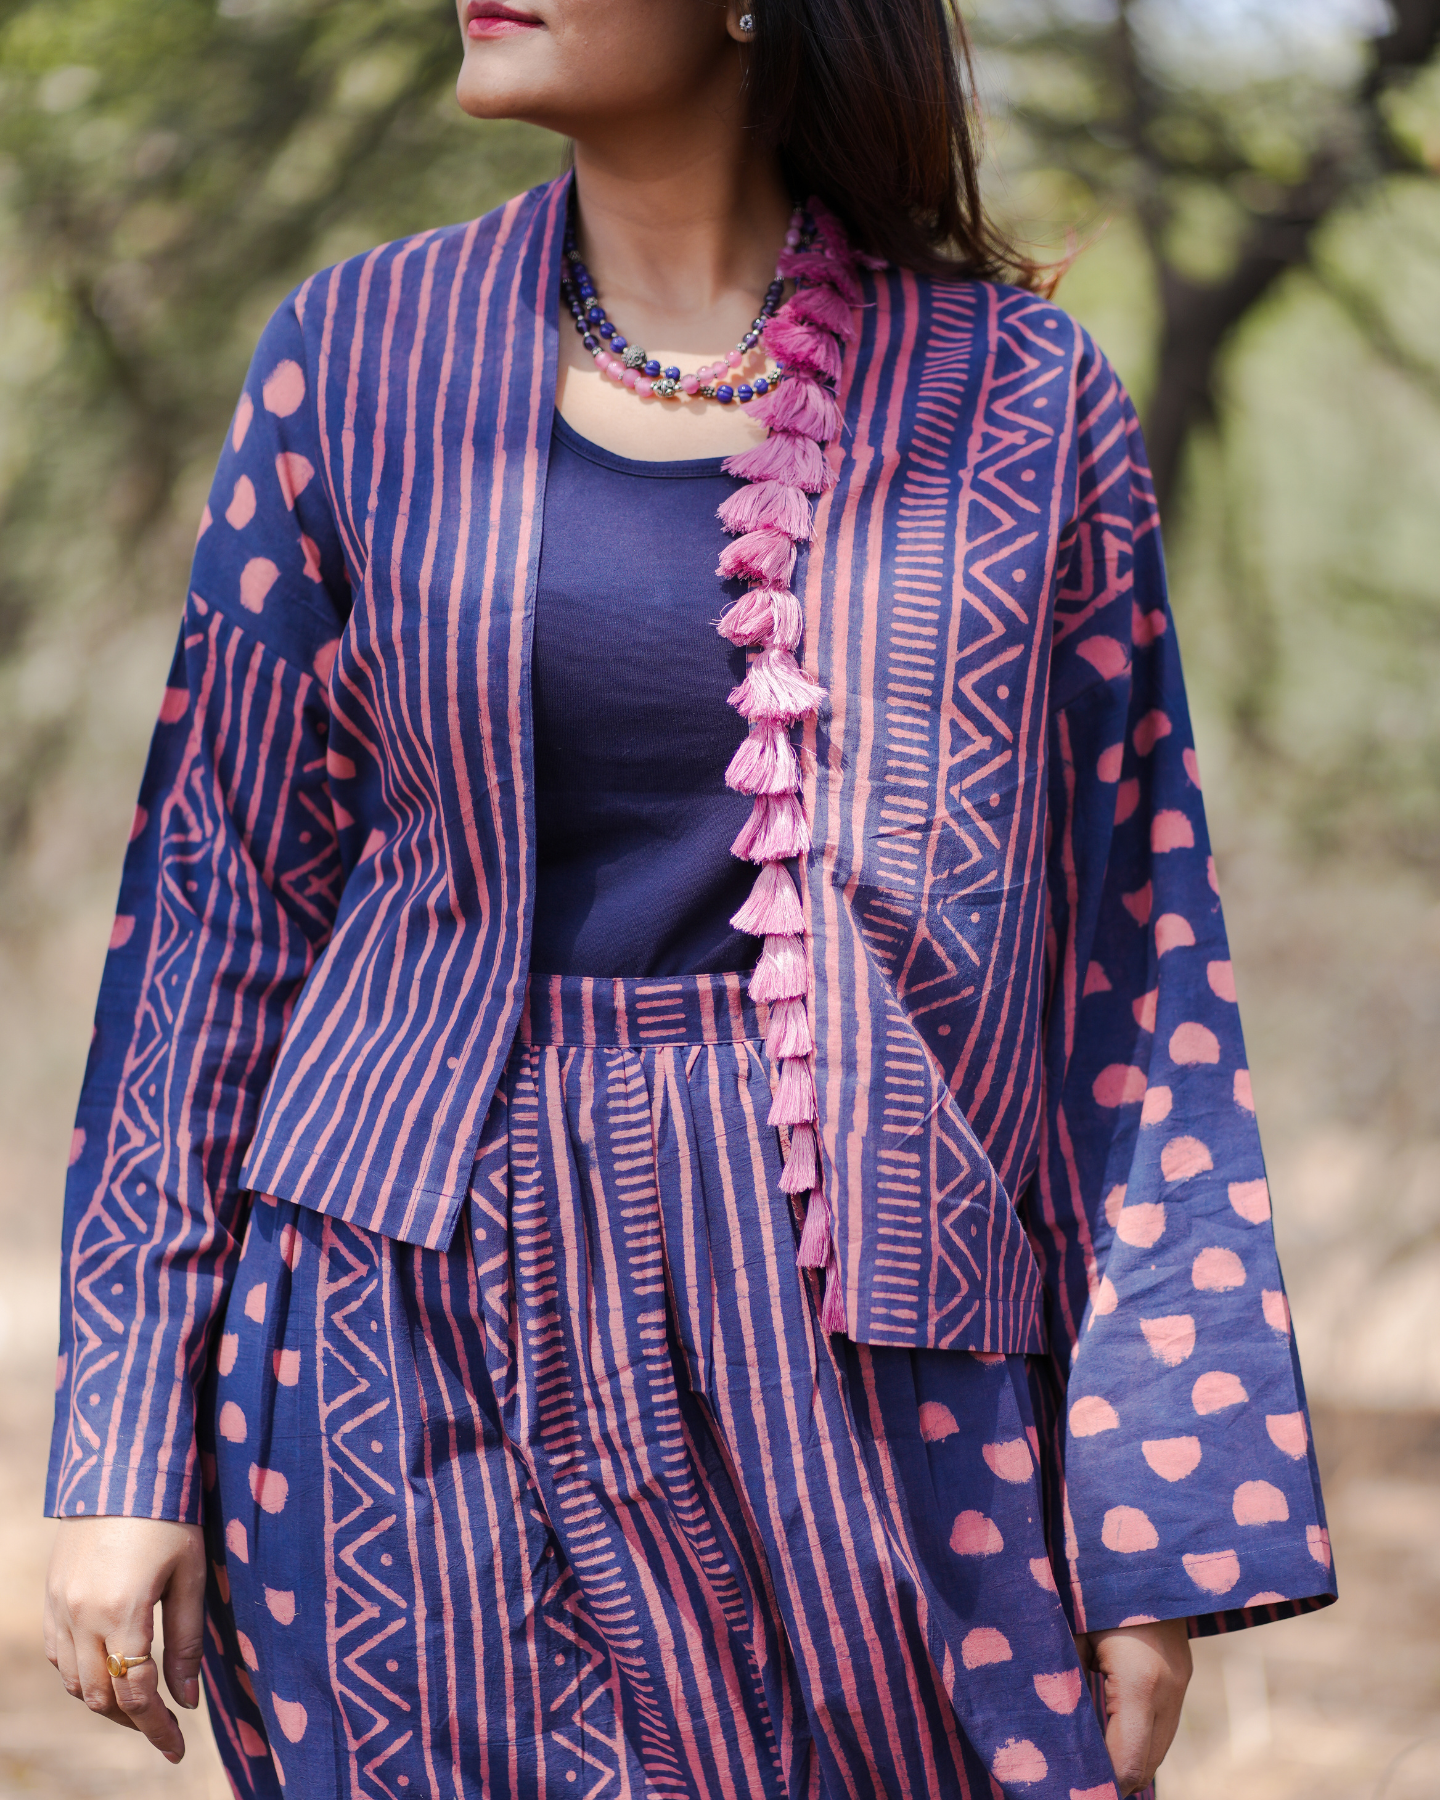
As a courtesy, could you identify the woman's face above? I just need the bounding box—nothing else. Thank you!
[455,0,742,138]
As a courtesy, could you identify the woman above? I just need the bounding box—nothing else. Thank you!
[43,2,1335,1795]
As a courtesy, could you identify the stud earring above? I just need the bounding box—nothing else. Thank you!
[739,13,755,33]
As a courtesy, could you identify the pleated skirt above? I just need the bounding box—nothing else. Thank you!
[198,974,1121,1799]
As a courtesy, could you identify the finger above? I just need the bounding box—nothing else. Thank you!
[110,1654,186,1762]
[53,1625,84,1701]
[74,1631,138,1730]
[1138,1661,1187,1788]
[1103,1683,1157,1798]
[160,1532,207,1711]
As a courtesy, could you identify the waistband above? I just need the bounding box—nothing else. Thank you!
[520,973,764,1047]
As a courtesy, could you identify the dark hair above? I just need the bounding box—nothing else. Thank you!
[747,0,1043,288]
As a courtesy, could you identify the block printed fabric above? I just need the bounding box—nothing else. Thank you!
[199,976,1124,1799]
[47,176,1335,1793]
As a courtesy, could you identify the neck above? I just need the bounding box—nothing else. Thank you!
[568,113,791,322]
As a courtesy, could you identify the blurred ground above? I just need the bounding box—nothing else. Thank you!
[1,733,1438,1796]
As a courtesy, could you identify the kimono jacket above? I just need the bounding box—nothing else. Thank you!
[47,176,1335,1639]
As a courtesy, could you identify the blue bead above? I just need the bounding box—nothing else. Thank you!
[715,384,734,404]
[598,321,615,338]
[643,359,661,378]
[663,366,680,382]
[586,305,604,324]
[611,336,627,353]
[752,377,769,395]
[736,383,754,402]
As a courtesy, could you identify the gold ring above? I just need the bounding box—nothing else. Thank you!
[105,1651,153,1679]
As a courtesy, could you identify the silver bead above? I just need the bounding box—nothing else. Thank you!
[622,345,648,370]
[652,378,680,398]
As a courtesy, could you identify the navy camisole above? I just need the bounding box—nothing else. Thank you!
[528,414,762,976]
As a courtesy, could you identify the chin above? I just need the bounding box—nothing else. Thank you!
[455,47,554,122]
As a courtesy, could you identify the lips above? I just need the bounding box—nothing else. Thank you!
[466,1,543,36]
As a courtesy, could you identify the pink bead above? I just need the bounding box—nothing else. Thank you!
[729,351,744,369]
[622,370,638,390]
[635,377,654,397]
[609,359,628,382]
[680,375,700,395]
[785,228,800,248]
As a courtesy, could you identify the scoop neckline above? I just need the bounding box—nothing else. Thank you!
[552,411,730,479]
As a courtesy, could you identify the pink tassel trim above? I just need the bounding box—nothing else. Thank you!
[763,315,843,383]
[728,647,826,724]
[717,528,796,587]
[731,793,811,862]
[749,932,808,1003]
[716,587,804,653]
[789,283,857,342]
[717,480,813,542]
[726,725,800,797]
[779,1119,819,1193]
[764,994,813,1060]
[747,376,844,442]
[820,1264,847,1333]
[731,862,805,937]
[777,248,864,307]
[796,1185,831,1268]
[707,198,860,1334]
[722,433,836,496]
[768,1054,817,1127]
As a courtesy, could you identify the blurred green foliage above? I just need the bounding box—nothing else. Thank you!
[0,0,1438,893]
[966,1,1440,867]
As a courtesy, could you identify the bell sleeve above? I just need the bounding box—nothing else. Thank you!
[1028,335,1337,1636]
[46,289,351,1524]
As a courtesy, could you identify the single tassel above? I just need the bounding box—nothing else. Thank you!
[716,586,805,653]
[764,994,813,1060]
[778,249,864,307]
[820,1262,847,1333]
[728,647,826,724]
[749,932,808,1003]
[778,1118,819,1193]
[763,315,843,383]
[716,587,785,647]
[717,480,813,542]
[722,432,837,496]
[809,197,863,273]
[731,792,811,862]
[768,1054,818,1127]
[725,724,800,797]
[796,1185,831,1268]
[789,283,857,342]
[731,861,805,937]
[748,376,844,442]
[760,587,806,653]
[717,528,796,588]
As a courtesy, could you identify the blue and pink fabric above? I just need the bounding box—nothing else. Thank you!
[716,197,861,1327]
[47,174,1334,1797]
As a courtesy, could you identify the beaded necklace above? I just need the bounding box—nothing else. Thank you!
[560,204,813,404]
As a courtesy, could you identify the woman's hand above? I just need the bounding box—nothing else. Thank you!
[44,1516,207,1764]
[1075,1618,1193,1796]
